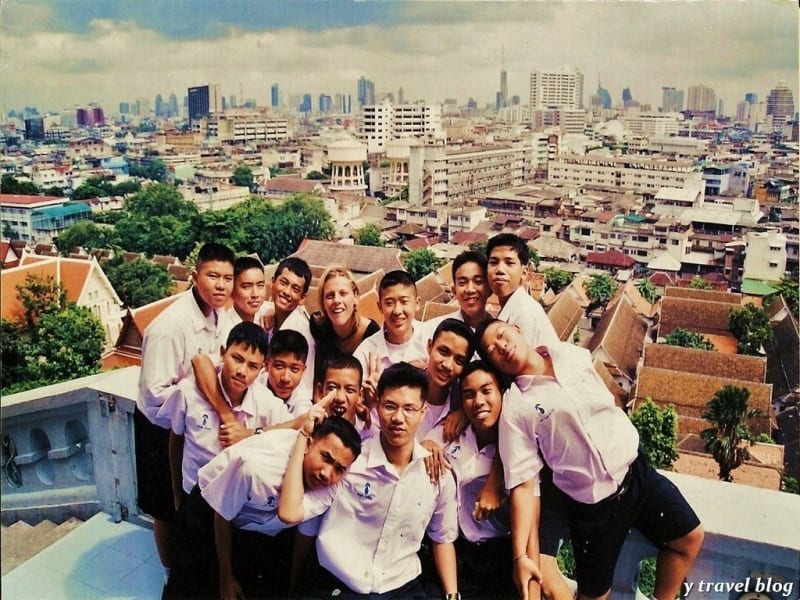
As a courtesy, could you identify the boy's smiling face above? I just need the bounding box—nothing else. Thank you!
[377,283,420,344]
[266,352,306,400]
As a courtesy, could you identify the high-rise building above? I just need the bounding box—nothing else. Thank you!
[686,84,717,112]
[745,92,758,105]
[299,94,312,113]
[119,102,130,114]
[766,81,795,128]
[168,93,179,118]
[661,86,684,112]
[398,87,405,104]
[529,67,584,109]
[271,84,279,108]
[319,94,332,113]
[594,84,612,109]
[357,76,375,108]
[24,117,44,140]
[188,84,221,125]
[154,94,164,117]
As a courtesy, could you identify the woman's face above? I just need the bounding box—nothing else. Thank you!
[323,275,358,330]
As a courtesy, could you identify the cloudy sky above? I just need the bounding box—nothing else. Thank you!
[1,0,797,114]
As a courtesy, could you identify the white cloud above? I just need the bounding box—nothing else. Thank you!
[1,1,797,113]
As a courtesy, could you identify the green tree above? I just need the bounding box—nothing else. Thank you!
[0,318,30,389]
[44,186,65,197]
[3,221,19,240]
[305,170,327,180]
[237,194,334,263]
[636,278,658,303]
[198,209,248,253]
[232,163,254,190]
[542,267,573,294]
[129,158,168,182]
[630,399,679,469]
[467,239,488,258]
[103,257,174,308]
[769,272,799,316]
[688,275,713,290]
[584,273,617,309]
[72,176,114,200]
[16,273,67,329]
[354,223,385,247]
[664,327,715,351]
[729,303,772,355]
[117,183,200,258]
[402,248,446,281]
[1,175,39,195]
[29,304,105,384]
[56,221,115,256]
[701,385,761,482]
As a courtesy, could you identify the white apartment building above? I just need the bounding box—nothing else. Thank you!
[446,205,487,240]
[743,229,787,281]
[207,112,289,144]
[181,184,251,212]
[653,186,704,218]
[620,112,682,137]
[646,136,709,158]
[360,100,444,153]
[686,84,717,112]
[548,153,702,195]
[529,67,584,109]
[408,143,526,206]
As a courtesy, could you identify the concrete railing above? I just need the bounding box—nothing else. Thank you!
[2,367,799,597]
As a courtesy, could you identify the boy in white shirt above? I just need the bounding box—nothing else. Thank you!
[165,404,361,600]
[475,318,704,600]
[486,233,560,350]
[427,361,574,600]
[285,362,460,600]
[354,270,428,405]
[136,242,235,579]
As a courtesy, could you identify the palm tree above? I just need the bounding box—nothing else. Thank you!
[701,385,761,482]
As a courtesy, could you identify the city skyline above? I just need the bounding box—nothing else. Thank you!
[1,0,798,115]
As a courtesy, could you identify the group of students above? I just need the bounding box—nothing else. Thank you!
[135,233,704,600]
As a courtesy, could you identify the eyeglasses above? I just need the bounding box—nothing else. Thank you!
[379,402,424,418]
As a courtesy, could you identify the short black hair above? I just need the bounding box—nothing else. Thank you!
[379,269,417,297]
[234,256,264,280]
[459,360,506,394]
[487,233,529,265]
[320,354,364,387]
[431,317,473,349]
[197,243,236,269]
[377,361,428,403]
[225,321,269,359]
[269,329,309,363]
[274,257,312,294]
[472,317,504,366]
[452,250,487,280]
[312,416,362,460]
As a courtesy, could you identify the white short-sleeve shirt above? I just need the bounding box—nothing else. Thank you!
[426,424,510,543]
[353,320,429,373]
[159,375,291,493]
[198,429,336,534]
[497,287,560,349]
[498,342,639,504]
[138,290,226,428]
[315,435,458,594]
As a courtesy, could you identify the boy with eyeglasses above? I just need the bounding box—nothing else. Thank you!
[284,362,460,600]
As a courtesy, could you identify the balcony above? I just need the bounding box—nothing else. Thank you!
[2,368,799,599]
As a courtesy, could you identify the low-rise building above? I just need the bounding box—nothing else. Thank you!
[1,194,92,244]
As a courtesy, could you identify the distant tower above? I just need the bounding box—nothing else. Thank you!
[687,84,717,112]
[622,87,633,107]
[398,87,405,104]
[499,47,508,110]
[271,84,279,108]
[661,86,684,112]
[529,67,584,109]
[188,85,211,125]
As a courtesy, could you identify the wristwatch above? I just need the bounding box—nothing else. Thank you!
[444,593,461,600]
[254,427,263,435]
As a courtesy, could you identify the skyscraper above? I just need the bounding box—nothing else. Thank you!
[529,67,584,109]
[661,86,684,112]
[498,49,508,110]
[188,84,221,124]
[271,84,279,108]
[686,84,717,112]
[766,81,795,125]
[188,85,210,124]
[357,76,375,108]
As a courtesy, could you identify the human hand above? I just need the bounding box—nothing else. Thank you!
[472,479,504,521]
[442,408,469,443]
[219,421,250,447]
[421,439,450,485]
[512,555,542,600]
[362,352,383,407]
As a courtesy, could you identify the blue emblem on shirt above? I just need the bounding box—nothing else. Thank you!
[356,481,375,500]
[266,496,275,507]
[197,414,210,430]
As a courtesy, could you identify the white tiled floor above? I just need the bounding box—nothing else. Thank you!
[2,513,165,600]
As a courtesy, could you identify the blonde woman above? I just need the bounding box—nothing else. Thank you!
[309,265,380,385]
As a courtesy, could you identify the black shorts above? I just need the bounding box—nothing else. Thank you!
[134,408,177,522]
[539,465,570,557]
[565,449,701,598]
[455,536,516,598]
